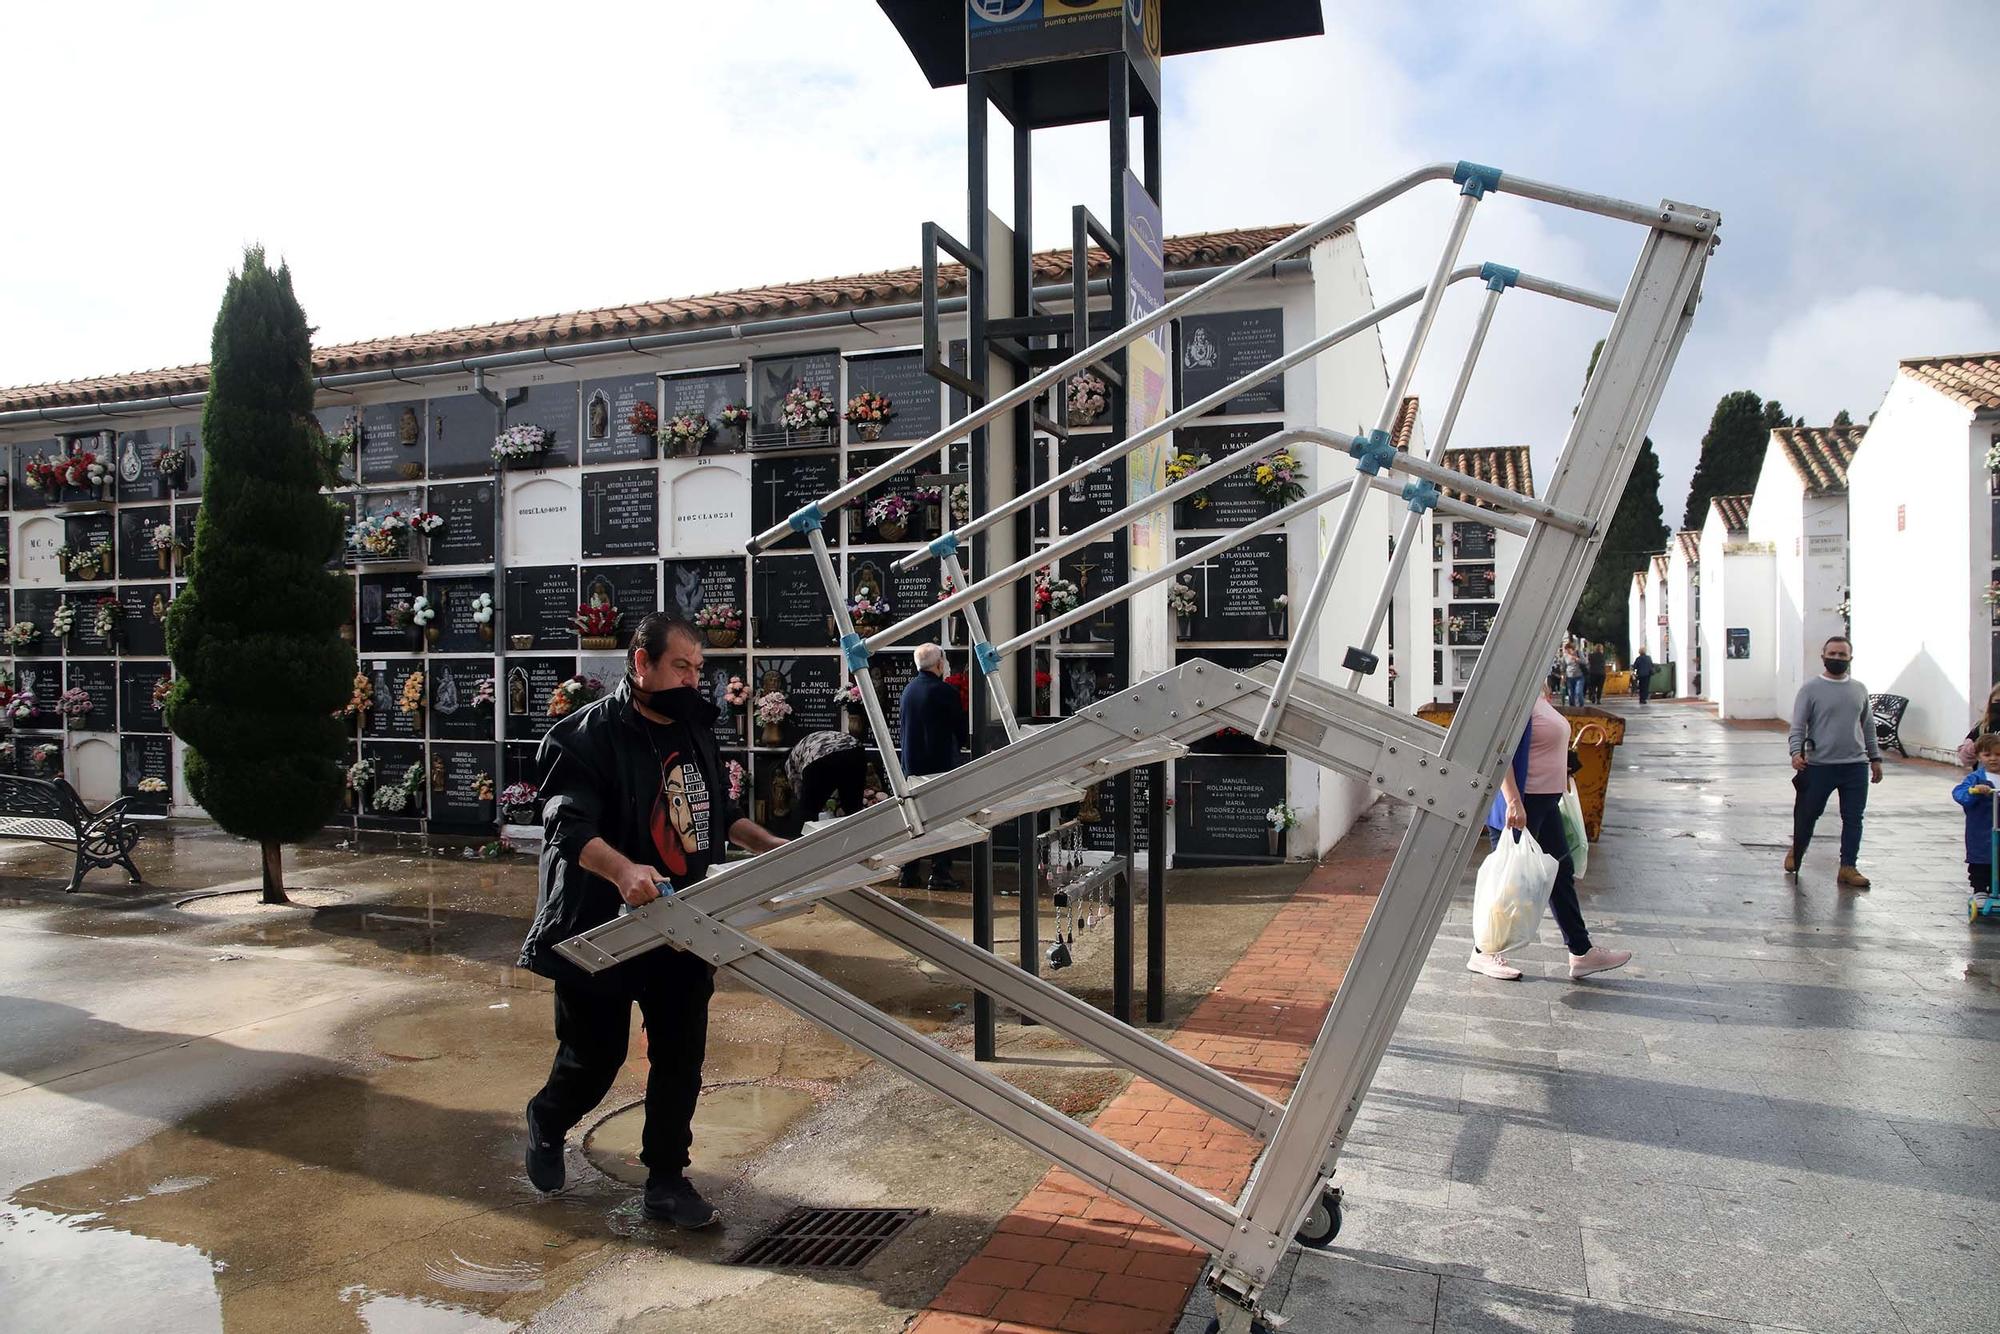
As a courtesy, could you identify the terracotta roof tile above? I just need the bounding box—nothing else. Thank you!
[1712,493,1752,533]
[1652,552,1671,579]
[1390,396,1419,450]
[1771,424,1864,496]
[1676,529,1701,563]
[1439,446,1534,507]
[1,225,1313,414]
[1899,353,2000,411]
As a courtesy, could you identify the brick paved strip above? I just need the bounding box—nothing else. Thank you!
[909,851,1384,1334]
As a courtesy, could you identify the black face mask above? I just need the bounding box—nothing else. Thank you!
[1823,658,1850,676]
[631,682,708,719]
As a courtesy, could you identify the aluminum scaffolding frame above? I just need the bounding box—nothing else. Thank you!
[557,162,1718,1331]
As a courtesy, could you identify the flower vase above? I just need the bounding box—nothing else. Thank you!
[705,627,739,650]
[478,623,493,643]
[856,422,882,443]
[1068,407,1101,429]
[425,626,440,648]
[156,549,171,573]
[1177,615,1191,639]
[923,504,942,532]
[163,466,185,491]
[100,480,116,502]
[760,720,784,748]
[580,635,618,651]
[1268,614,1287,638]
[506,804,535,826]
[74,562,98,582]
[876,520,907,544]
[1266,827,1282,856]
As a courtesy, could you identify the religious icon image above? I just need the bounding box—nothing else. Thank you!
[433,670,462,715]
[669,564,703,621]
[851,561,886,605]
[120,437,142,484]
[759,665,785,697]
[585,575,614,610]
[397,407,421,446]
[150,593,169,623]
[507,667,530,715]
[1183,325,1218,370]
[430,757,446,792]
[371,672,394,716]
[587,391,609,441]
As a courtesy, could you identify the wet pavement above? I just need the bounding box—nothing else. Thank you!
[0,821,1306,1331]
[1178,699,2000,1334]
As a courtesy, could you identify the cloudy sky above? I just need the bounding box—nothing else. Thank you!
[2,1,1992,521]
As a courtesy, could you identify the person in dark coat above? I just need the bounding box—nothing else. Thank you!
[1632,649,1656,706]
[518,614,785,1228]
[779,728,878,837]
[896,642,967,888]
[1586,644,1608,705]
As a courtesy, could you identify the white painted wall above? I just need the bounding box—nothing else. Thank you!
[1714,545,1778,719]
[1847,374,1986,758]
[1666,539,1697,692]
[1748,445,1806,717]
[1627,570,1649,675]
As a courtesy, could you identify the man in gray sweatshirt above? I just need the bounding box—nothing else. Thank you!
[1785,635,1883,887]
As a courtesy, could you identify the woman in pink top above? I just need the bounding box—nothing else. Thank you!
[1469,683,1632,982]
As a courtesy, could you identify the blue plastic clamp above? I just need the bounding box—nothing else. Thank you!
[973,641,1002,677]
[840,632,870,672]
[1401,478,1440,515]
[1454,161,1503,199]
[787,502,824,534]
[928,531,960,560]
[1347,428,1397,476]
[1479,261,1520,293]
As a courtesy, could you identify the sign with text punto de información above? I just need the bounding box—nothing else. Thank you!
[1124,170,1168,573]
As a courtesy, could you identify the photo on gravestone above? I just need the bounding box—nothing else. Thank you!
[359,741,426,823]
[115,428,169,504]
[662,557,747,641]
[1057,654,1126,716]
[751,554,834,649]
[1171,421,1295,529]
[748,350,838,450]
[849,447,948,546]
[1076,763,1152,855]
[118,584,170,657]
[1177,648,1284,755]
[431,742,500,827]
[117,505,173,581]
[1172,532,1288,641]
[844,350,943,446]
[360,400,426,485]
[14,589,62,658]
[662,367,750,455]
[313,404,361,487]
[1174,754,1289,864]
[749,451,840,551]
[357,572,424,654]
[428,658,497,741]
[60,512,114,584]
[1055,538,1127,644]
[362,661,424,740]
[65,659,117,731]
[876,646,966,750]
[120,661,171,735]
[1176,307,1285,417]
[581,373,661,465]
[121,734,172,811]
[751,655,840,747]
[427,392,497,479]
[697,654,749,750]
[66,590,116,657]
[174,503,199,560]
[578,564,656,649]
[167,420,204,497]
[504,656,576,741]
[425,574,497,655]
[425,481,497,566]
[580,467,659,560]
[504,564,578,650]
[504,382,580,469]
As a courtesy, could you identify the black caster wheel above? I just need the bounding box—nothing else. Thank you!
[1294,1186,1343,1249]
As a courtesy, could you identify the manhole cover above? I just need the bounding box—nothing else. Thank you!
[727,1206,927,1269]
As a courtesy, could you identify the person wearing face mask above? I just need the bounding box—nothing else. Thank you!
[1785,634,1882,888]
[518,613,786,1227]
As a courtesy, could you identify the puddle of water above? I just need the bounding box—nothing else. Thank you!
[584,1084,819,1187]
[175,887,350,915]
[340,1285,518,1333]
[420,1253,545,1295]
[0,1204,223,1333]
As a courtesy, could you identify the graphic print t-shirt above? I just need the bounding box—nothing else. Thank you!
[644,718,717,888]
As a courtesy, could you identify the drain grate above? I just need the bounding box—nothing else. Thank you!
[1656,776,1712,784]
[727,1207,928,1269]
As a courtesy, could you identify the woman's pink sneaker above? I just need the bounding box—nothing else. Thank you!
[1568,946,1631,979]
[1467,951,1523,980]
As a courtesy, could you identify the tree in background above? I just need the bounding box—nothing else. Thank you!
[167,247,352,904]
[1569,341,1669,659]
[1761,399,1798,431]
[1681,389,1769,530]
[1833,408,1853,428]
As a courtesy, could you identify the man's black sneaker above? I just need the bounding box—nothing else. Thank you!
[643,1175,721,1228]
[525,1102,565,1193]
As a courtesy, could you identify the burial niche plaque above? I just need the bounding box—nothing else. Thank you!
[15,589,62,658]
[360,400,426,484]
[359,741,426,823]
[122,735,172,811]
[427,393,496,479]
[844,350,943,445]
[118,584,170,657]
[662,368,749,454]
[748,350,838,449]
[362,661,424,740]
[120,661,171,734]
[505,656,576,741]
[663,557,746,628]
[61,512,114,583]
[118,505,172,581]
[750,452,840,551]
[754,656,841,743]
[65,660,118,731]
[1177,308,1285,417]
[752,555,834,649]
[504,383,579,469]
[358,572,424,654]
[1173,533,1288,641]
[429,659,496,741]
[1174,754,1288,865]
[580,467,659,559]
[426,575,497,655]
[579,564,657,647]
[426,481,496,566]
[431,742,500,826]
[115,429,169,504]
[166,421,204,496]
[1172,422,1294,528]
[697,656,750,750]
[581,374,660,464]
[505,565,577,649]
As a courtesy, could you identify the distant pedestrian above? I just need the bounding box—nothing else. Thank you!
[896,643,967,889]
[1785,635,1882,888]
[1586,644,1607,705]
[1631,649,1655,706]
[1951,733,2000,910]
[1956,682,2000,766]
[1563,646,1587,707]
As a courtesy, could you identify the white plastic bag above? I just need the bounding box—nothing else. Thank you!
[1473,828,1558,955]
[1559,783,1589,880]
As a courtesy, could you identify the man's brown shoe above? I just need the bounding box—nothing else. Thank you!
[1782,849,1798,875]
[1837,865,1871,889]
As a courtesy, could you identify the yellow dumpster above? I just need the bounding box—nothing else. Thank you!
[1413,702,1624,841]
[1604,670,1633,696]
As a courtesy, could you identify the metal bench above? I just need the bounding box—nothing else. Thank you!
[1869,692,1909,759]
[0,773,145,891]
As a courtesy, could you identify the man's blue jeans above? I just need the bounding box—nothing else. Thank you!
[1793,760,1869,866]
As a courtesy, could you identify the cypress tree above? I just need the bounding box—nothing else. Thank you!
[1681,389,1767,531]
[1833,408,1853,428]
[1569,340,1668,658]
[166,248,352,903]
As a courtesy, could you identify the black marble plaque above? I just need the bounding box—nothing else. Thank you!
[362,660,425,739]
[1052,437,1124,536]
[750,452,839,551]
[426,481,496,566]
[579,564,657,647]
[662,368,749,454]
[854,549,947,629]
[1053,539,1127,645]
[748,350,838,449]
[314,405,361,487]
[64,659,117,731]
[121,734,172,810]
[504,383,579,468]
[166,420,204,496]
[9,660,59,727]
[326,494,356,571]
[428,659,497,741]
[752,554,834,649]
[580,467,658,559]
[1177,307,1285,416]
[426,392,497,480]
[174,503,199,556]
[581,374,659,464]
[1176,648,1284,755]
[426,575,497,655]
[118,505,173,581]
[1078,764,1153,855]
[502,742,541,801]
[120,661,171,734]
[844,350,943,445]
[360,400,427,484]
[750,656,841,744]
[848,447,949,546]
[1174,754,1288,864]
[504,565,577,649]
[11,437,56,511]
[1173,533,1288,641]
[503,656,576,741]
[61,512,114,584]
[432,742,499,825]
[12,732,65,778]
[697,656,751,750]
[117,584,170,657]
[1055,654,1126,715]
[359,740,426,822]
[66,591,117,656]
[1452,522,1496,561]
[14,589,62,658]
[1171,422,1293,528]
[115,428,171,504]
[358,572,424,654]
[1449,564,1497,601]
[662,557,746,627]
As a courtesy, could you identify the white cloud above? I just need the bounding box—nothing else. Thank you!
[1750,287,2000,425]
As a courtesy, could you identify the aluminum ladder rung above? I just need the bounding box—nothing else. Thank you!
[862,817,991,869]
[973,779,1086,826]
